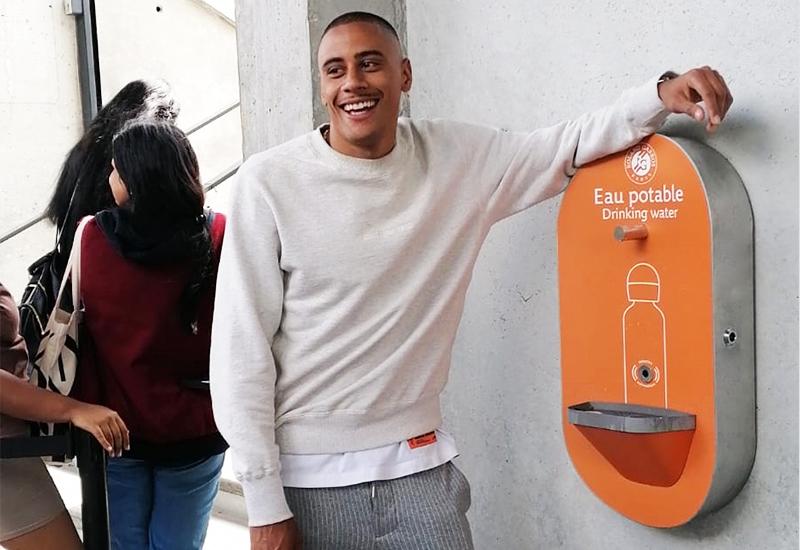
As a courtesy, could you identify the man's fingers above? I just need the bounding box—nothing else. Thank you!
[689,69,722,126]
[713,70,734,117]
[709,69,733,129]
[705,70,728,117]
[676,98,705,122]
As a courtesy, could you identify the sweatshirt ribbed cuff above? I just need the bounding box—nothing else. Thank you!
[240,469,294,527]
[628,75,671,131]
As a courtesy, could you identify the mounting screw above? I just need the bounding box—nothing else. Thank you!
[723,328,738,347]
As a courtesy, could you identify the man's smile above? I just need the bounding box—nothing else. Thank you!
[339,98,380,118]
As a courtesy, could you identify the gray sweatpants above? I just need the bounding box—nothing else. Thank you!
[284,461,474,550]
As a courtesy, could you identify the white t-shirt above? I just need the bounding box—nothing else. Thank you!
[280,430,458,488]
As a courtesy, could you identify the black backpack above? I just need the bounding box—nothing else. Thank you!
[18,250,63,367]
[18,186,76,379]
[18,189,79,443]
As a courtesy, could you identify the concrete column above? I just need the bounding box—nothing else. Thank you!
[234,0,313,157]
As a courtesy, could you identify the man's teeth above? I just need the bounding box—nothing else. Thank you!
[343,100,377,112]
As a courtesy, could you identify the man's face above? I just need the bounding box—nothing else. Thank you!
[318,21,412,158]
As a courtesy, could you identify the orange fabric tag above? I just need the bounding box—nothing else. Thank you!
[407,432,437,449]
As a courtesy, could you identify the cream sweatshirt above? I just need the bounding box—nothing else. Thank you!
[209,77,669,526]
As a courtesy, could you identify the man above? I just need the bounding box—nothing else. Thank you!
[209,11,732,550]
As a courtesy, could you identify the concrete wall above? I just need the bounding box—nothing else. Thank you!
[0,2,83,244]
[0,1,241,298]
[236,0,313,157]
[95,0,241,212]
[406,1,798,548]
[234,1,798,547]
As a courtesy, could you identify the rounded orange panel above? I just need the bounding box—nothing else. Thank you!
[558,135,715,527]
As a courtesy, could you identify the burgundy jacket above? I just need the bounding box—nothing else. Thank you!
[74,214,226,462]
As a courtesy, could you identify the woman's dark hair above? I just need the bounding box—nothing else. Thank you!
[45,79,179,272]
[113,121,203,223]
[112,121,213,333]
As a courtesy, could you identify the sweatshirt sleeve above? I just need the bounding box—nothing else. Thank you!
[209,158,291,526]
[481,76,669,223]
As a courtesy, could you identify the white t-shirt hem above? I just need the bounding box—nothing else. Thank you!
[280,429,459,488]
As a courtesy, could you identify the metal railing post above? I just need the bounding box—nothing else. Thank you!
[74,428,110,549]
[74,0,102,127]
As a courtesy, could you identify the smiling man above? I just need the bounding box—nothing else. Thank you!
[209,11,732,550]
[318,16,411,159]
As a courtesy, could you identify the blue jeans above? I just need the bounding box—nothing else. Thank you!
[106,453,224,550]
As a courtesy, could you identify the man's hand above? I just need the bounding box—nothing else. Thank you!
[250,518,301,550]
[658,67,733,133]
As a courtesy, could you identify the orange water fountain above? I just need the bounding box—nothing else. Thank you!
[557,135,755,527]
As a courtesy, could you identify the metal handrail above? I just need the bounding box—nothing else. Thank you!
[184,101,240,136]
[0,162,240,246]
[0,103,241,246]
[204,161,241,192]
[0,214,48,245]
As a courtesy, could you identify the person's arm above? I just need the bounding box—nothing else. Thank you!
[473,67,731,223]
[208,156,295,546]
[0,370,129,456]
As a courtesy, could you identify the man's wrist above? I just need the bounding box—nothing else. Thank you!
[657,70,679,100]
[250,519,294,533]
[250,518,299,548]
[240,468,294,526]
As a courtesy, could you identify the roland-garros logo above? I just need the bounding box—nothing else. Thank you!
[624,142,658,185]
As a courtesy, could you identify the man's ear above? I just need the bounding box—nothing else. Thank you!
[401,58,413,92]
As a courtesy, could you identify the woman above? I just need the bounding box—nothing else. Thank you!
[72,121,227,550]
[0,282,129,550]
[20,80,180,359]
[45,79,180,272]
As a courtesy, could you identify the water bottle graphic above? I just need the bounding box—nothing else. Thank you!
[622,263,668,407]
